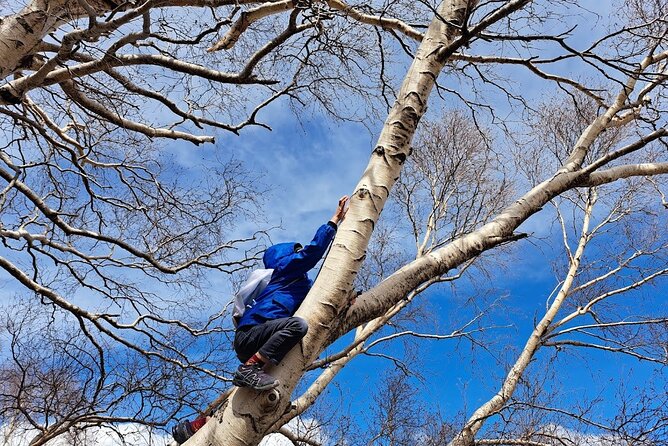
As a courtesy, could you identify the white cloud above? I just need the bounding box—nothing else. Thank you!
[537,424,620,446]
[260,417,328,446]
[1,416,328,446]
[1,422,171,446]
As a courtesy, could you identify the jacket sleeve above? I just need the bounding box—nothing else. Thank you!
[277,222,336,276]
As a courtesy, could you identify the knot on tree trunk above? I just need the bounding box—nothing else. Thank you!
[260,388,281,411]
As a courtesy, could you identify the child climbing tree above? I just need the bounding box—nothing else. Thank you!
[0,1,666,446]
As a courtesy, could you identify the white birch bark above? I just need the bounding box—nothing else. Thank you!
[324,41,668,446]
[5,0,665,444]
[0,0,70,83]
[0,0,247,93]
[338,91,668,337]
[339,169,584,335]
[446,192,597,446]
[188,1,479,445]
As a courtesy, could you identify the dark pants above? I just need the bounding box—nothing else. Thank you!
[234,317,308,365]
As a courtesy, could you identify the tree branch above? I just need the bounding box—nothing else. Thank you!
[325,0,424,42]
[578,162,668,186]
[208,0,296,51]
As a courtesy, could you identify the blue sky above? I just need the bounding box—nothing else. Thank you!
[147,0,668,433]
[1,0,666,443]
[158,82,666,438]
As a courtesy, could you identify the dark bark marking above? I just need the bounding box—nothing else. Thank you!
[0,88,21,104]
[18,54,40,70]
[390,152,407,164]
[233,411,259,433]
[16,17,34,34]
[391,119,409,131]
[404,91,425,110]
[320,300,337,312]
[333,242,356,254]
[101,0,124,9]
[419,70,438,81]
[360,218,375,230]
[260,389,281,411]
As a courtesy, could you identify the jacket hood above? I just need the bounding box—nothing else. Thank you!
[263,242,300,269]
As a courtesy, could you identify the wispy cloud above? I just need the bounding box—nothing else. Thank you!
[1,422,170,446]
[537,423,620,446]
[1,416,328,446]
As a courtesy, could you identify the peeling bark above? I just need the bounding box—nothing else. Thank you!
[0,0,129,82]
[188,1,478,445]
[0,0,69,83]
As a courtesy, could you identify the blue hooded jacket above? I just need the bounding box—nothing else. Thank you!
[236,222,337,328]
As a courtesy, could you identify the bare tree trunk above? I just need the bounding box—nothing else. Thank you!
[0,0,70,83]
[189,1,478,445]
[0,0,230,89]
[447,192,597,446]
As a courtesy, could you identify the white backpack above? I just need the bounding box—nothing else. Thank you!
[232,269,274,327]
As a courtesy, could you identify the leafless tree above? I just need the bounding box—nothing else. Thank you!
[443,179,667,446]
[324,94,667,446]
[1,0,668,445]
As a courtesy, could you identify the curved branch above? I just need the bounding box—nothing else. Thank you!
[451,53,606,105]
[277,426,322,446]
[578,162,668,186]
[60,81,214,144]
[0,163,258,273]
[0,54,275,105]
[543,340,667,364]
[325,0,424,42]
[475,440,551,446]
[208,0,296,51]
[0,254,227,379]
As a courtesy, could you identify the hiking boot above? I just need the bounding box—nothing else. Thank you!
[171,416,208,444]
[172,420,195,444]
[232,363,279,390]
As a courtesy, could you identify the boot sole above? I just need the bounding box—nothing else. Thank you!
[233,378,280,391]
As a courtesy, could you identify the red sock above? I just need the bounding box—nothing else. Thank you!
[245,353,265,366]
[190,416,207,431]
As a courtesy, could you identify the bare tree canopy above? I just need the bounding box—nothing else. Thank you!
[0,0,667,446]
